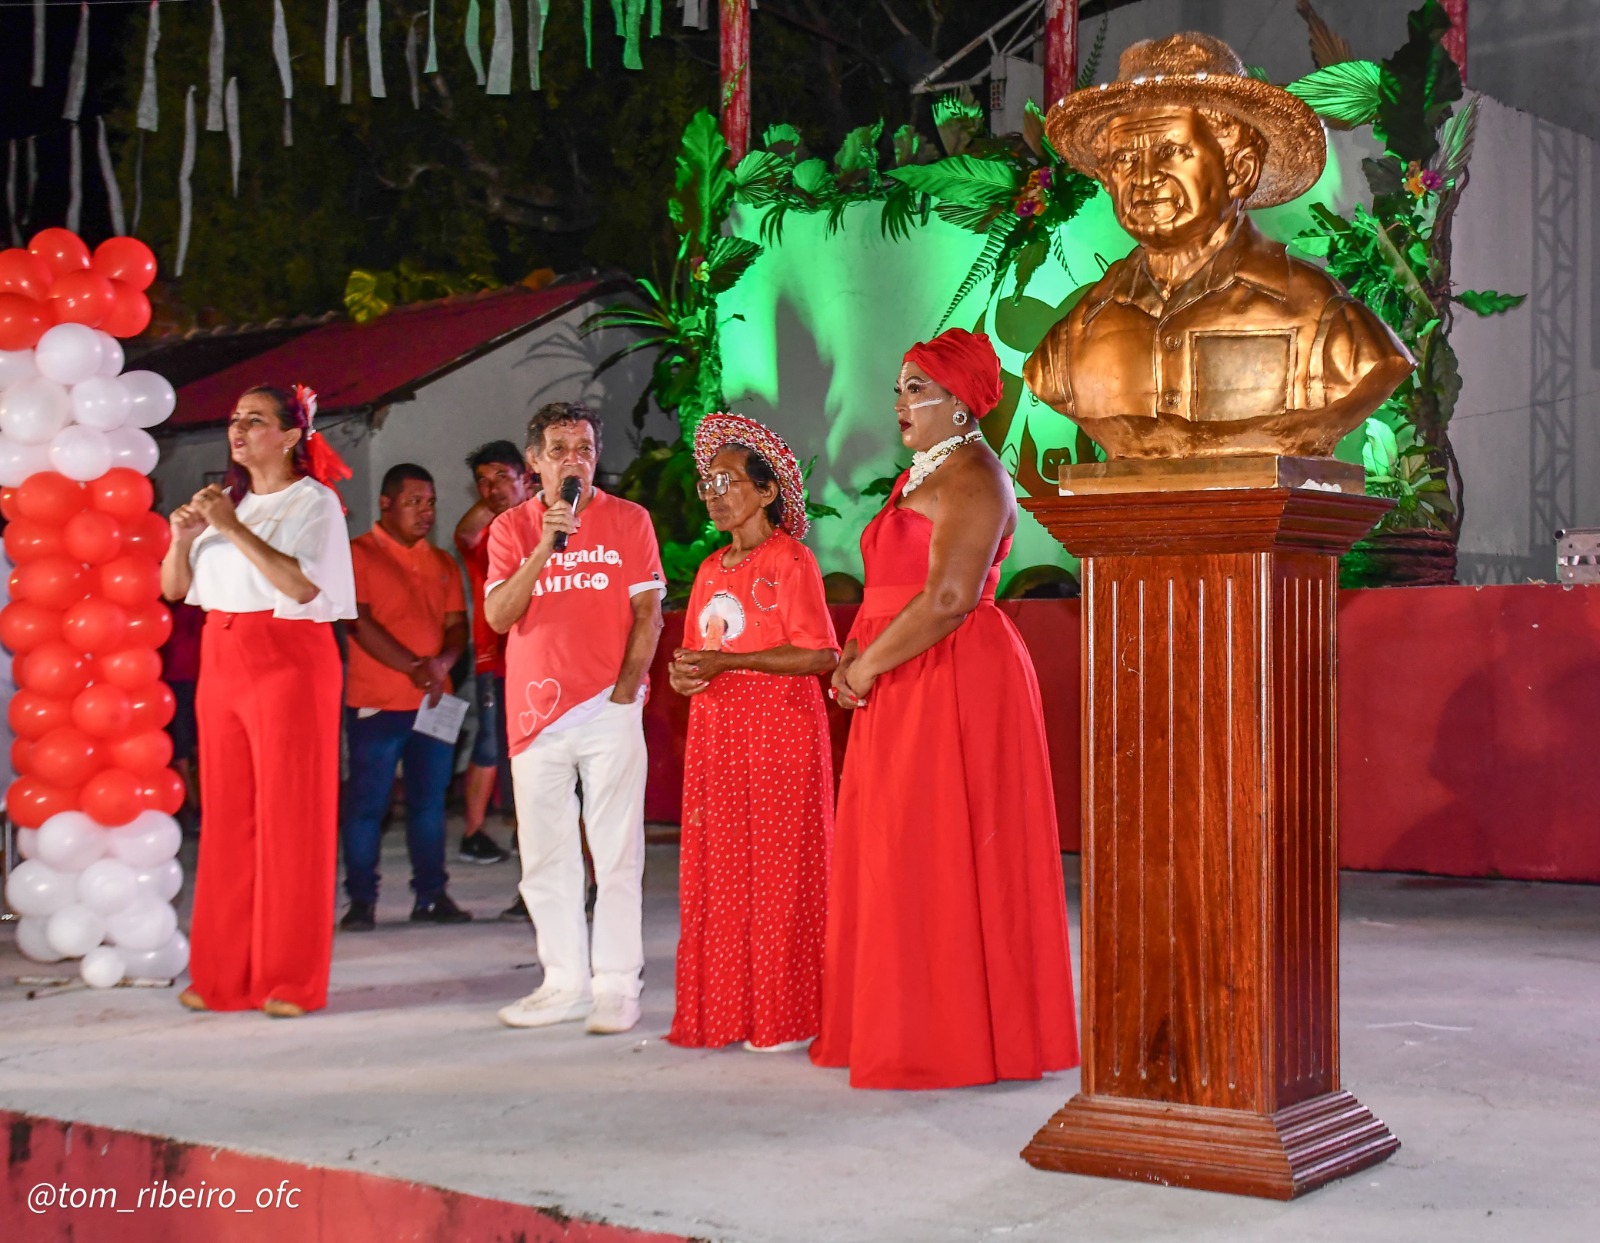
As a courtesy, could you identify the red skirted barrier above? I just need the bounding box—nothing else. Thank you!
[645,583,1600,882]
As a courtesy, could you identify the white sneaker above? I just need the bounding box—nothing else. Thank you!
[497,984,593,1029]
[743,1038,812,1054]
[584,993,641,1034]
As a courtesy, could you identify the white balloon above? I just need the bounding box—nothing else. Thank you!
[0,435,53,487]
[48,424,113,482]
[77,857,141,915]
[105,896,177,952]
[15,916,65,963]
[123,930,189,980]
[80,945,127,989]
[34,323,104,386]
[119,370,177,429]
[0,375,72,444]
[37,811,107,873]
[16,827,40,859]
[107,811,182,868]
[4,860,78,918]
[102,424,160,475]
[45,904,106,958]
[70,375,132,431]
[131,858,184,903]
[0,347,38,389]
[94,331,125,378]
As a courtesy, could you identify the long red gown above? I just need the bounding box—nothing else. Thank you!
[809,474,1080,1089]
[668,531,838,1049]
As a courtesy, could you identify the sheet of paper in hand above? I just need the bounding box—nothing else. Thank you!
[414,693,471,744]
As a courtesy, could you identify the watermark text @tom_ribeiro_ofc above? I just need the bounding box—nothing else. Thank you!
[27,1178,304,1214]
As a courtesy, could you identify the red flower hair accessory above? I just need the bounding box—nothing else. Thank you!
[903,328,1003,418]
[290,382,353,499]
[693,412,811,540]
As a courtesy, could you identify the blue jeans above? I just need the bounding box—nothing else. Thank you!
[341,708,455,905]
[470,672,515,813]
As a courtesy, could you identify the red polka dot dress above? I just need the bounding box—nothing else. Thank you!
[668,531,838,1050]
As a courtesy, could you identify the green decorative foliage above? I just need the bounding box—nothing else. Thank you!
[669,111,736,265]
[887,155,1019,206]
[835,121,886,178]
[342,263,501,322]
[1361,418,1455,533]
[1285,60,1390,125]
[1456,289,1527,316]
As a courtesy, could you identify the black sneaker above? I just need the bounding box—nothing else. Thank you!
[458,831,511,864]
[410,893,473,924]
[498,894,531,922]
[340,901,376,932]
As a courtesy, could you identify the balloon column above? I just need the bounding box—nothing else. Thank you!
[0,228,188,990]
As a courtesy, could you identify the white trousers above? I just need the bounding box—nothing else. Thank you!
[511,698,647,999]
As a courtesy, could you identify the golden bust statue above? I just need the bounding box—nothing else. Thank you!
[1024,33,1414,460]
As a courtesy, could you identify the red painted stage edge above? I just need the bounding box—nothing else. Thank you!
[2,1110,697,1243]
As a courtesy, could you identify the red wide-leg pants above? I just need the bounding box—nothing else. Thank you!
[188,611,342,1012]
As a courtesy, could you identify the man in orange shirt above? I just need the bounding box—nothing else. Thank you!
[340,464,473,931]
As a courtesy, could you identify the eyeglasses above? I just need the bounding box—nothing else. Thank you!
[695,471,752,501]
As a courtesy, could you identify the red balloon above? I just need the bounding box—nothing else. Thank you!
[90,236,158,292]
[47,270,116,328]
[123,510,171,559]
[98,554,162,608]
[87,468,155,523]
[123,599,173,649]
[15,472,87,524]
[126,681,176,731]
[0,601,63,653]
[9,690,74,740]
[100,280,152,339]
[99,646,163,690]
[16,640,93,699]
[71,683,134,738]
[0,488,20,521]
[0,291,49,351]
[30,725,103,789]
[0,247,52,300]
[29,227,92,278]
[62,509,125,564]
[61,597,129,653]
[109,728,172,775]
[83,768,146,826]
[6,777,79,829]
[139,767,187,816]
[4,518,68,564]
[11,736,34,775]
[10,558,88,611]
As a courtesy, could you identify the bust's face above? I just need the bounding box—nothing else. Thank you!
[1099,108,1240,250]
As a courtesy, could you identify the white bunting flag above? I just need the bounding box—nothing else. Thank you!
[487,0,514,95]
[66,125,81,233]
[368,0,388,98]
[177,86,196,277]
[225,77,241,196]
[63,3,90,123]
[405,14,423,109]
[325,0,340,87]
[206,0,227,132]
[32,0,45,89]
[137,2,161,132]
[96,117,126,236]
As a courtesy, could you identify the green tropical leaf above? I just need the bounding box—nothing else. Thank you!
[1431,94,1478,181]
[834,120,884,175]
[1010,236,1048,304]
[703,237,763,294]
[1455,289,1526,316]
[878,184,925,243]
[888,155,1019,206]
[1075,12,1108,89]
[761,123,803,155]
[934,200,1003,233]
[1285,60,1390,125]
[670,110,734,259]
[791,158,834,197]
[931,92,983,129]
[940,221,1014,327]
[892,124,923,167]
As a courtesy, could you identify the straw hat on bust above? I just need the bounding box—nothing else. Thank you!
[1045,32,1326,209]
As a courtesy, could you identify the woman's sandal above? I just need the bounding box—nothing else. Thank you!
[177,988,208,1012]
[261,998,305,1019]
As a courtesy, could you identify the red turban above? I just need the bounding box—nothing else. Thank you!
[903,328,1003,419]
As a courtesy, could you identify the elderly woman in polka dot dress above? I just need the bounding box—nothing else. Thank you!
[666,414,839,1053]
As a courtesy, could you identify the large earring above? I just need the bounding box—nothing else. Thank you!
[952,408,970,426]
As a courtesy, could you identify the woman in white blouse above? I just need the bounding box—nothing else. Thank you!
[160,384,355,1018]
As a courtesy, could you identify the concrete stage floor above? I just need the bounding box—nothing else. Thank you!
[3,821,1598,1242]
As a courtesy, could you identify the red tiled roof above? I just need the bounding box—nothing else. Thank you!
[167,280,614,429]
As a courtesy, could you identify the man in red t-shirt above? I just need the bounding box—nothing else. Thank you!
[454,441,534,867]
[487,402,665,1035]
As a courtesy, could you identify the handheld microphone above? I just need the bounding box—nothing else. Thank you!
[552,475,582,552]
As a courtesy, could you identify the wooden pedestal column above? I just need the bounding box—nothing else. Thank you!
[1020,486,1400,1200]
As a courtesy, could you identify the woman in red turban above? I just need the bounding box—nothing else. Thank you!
[809,328,1080,1089]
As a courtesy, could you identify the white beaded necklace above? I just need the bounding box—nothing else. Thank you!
[904,429,982,496]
